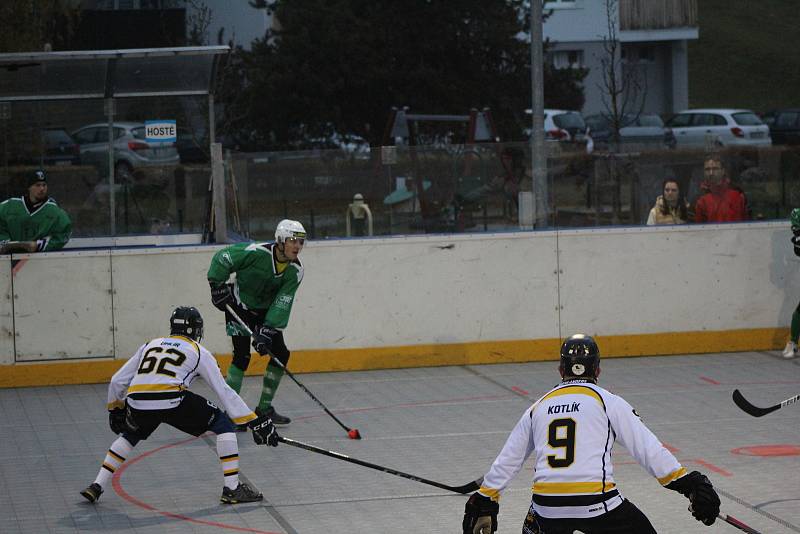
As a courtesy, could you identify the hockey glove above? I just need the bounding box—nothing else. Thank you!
[249,414,279,446]
[666,470,720,526]
[108,408,128,435]
[462,492,498,534]
[209,282,233,311]
[252,326,277,356]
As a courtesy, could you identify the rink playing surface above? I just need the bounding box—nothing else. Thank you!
[1,351,799,534]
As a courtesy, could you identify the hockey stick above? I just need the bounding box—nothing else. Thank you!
[225,304,362,439]
[732,389,800,417]
[718,512,763,534]
[278,435,482,494]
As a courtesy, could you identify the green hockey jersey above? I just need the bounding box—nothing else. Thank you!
[207,242,303,330]
[0,197,72,251]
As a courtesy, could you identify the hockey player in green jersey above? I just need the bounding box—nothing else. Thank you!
[207,219,306,425]
[0,170,71,253]
[784,208,800,359]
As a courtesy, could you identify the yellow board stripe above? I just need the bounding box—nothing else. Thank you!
[658,467,687,486]
[0,327,787,388]
[532,481,616,494]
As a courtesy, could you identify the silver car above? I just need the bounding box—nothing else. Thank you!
[71,121,180,179]
[666,109,771,147]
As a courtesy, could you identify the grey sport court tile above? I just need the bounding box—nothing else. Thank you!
[0,351,798,533]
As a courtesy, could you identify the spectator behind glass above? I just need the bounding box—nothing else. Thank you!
[646,179,689,225]
[0,169,72,254]
[694,155,748,223]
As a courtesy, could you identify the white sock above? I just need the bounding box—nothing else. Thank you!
[94,436,134,488]
[217,432,240,490]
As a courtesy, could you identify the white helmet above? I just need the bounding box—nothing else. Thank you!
[275,219,307,244]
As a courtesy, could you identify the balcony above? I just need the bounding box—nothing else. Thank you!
[620,0,697,31]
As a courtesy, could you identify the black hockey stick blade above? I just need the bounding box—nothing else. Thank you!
[732,389,800,417]
[718,512,763,534]
[278,436,483,494]
[225,304,362,438]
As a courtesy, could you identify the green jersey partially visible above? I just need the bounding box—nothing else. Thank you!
[207,242,304,330]
[0,197,72,251]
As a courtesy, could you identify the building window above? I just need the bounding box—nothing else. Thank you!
[552,50,584,69]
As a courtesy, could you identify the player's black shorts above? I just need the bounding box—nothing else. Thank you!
[126,391,220,440]
[522,499,656,534]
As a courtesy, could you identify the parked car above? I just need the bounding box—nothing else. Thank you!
[665,109,771,147]
[524,109,587,144]
[2,127,81,166]
[71,121,180,178]
[761,108,800,145]
[584,113,675,149]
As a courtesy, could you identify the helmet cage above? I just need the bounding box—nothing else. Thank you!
[560,334,600,379]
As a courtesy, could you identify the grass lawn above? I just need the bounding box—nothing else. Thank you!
[689,0,800,112]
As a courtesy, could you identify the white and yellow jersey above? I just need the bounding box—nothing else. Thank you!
[479,379,685,519]
[107,335,256,426]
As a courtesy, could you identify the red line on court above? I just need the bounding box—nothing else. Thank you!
[511,386,530,395]
[685,458,732,477]
[112,435,282,534]
[699,376,721,385]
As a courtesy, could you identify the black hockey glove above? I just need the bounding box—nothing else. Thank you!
[666,470,720,526]
[252,326,277,356]
[209,281,233,311]
[109,408,128,435]
[462,492,498,534]
[792,226,800,237]
[249,414,279,446]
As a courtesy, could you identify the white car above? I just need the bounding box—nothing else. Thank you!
[525,109,587,143]
[72,121,180,179]
[666,109,771,147]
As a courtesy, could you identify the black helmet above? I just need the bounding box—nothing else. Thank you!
[560,334,599,379]
[170,306,204,341]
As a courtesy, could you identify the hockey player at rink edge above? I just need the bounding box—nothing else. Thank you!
[462,334,721,534]
[80,306,279,506]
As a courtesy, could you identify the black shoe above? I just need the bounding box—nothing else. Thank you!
[220,482,263,504]
[80,483,103,503]
[259,405,291,426]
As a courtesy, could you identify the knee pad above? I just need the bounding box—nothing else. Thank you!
[232,336,252,370]
[208,408,237,434]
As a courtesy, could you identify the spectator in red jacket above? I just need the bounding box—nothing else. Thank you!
[694,155,749,223]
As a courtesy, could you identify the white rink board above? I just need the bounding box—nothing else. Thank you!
[293,232,561,348]
[0,256,13,365]
[109,246,225,358]
[2,221,796,363]
[12,250,114,361]
[558,222,797,335]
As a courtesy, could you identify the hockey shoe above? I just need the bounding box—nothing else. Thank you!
[259,405,291,426]
[80,483,103,503]
[783,341,798,359]
[220,482,263,504]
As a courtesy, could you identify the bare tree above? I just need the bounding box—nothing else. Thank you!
[596,0,647,149]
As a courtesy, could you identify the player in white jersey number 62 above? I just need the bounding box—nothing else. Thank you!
[80,306,279,506]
